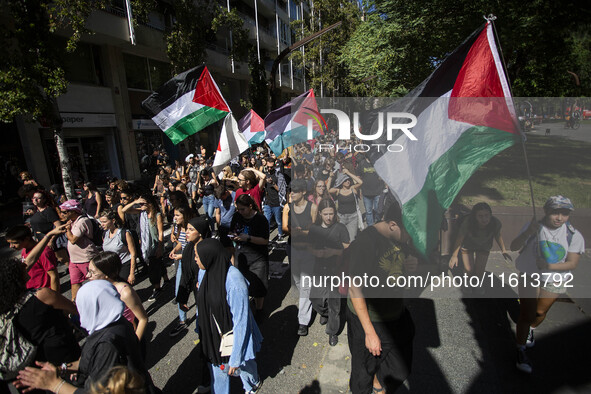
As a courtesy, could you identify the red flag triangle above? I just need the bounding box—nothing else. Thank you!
[193,66,230,113]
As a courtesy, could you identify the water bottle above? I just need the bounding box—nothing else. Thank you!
[220,364,240,376]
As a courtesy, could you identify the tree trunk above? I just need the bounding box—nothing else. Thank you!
[54,127,76,200]
[49,98,76,199]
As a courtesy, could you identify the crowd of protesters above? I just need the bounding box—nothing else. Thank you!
[0,129,586,393]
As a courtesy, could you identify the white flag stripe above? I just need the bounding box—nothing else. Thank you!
[374,92,471,204]
[213,114,249,173]
[151,91,206,132]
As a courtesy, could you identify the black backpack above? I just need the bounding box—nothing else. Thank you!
[85,215,105,249]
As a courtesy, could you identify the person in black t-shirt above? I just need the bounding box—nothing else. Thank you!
[230,194,270,322]
[308,199,350,347]
[346,201,417,394]
[28,190,61,241]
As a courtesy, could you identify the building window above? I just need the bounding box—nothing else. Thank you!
[124,54,171,91]
[148,60,171,91]
[124,54,150,90]
[63,43,103,85]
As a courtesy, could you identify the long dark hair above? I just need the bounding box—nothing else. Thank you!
[174,205,194,237]
[315,198,337,225]
[91,251,123,282]
[235,194,260,213]
[468,202,495,234]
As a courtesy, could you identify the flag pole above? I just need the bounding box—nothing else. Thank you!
[487,14,537,219]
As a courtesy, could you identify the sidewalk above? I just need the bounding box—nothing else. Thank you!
[254,247,591,394]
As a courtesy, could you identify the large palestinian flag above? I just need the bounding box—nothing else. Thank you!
[141,66,230,144]
[368,22,521,256]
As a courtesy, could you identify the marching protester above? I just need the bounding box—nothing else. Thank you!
[282,179,317,336]
[308,198,350,346]
[98,209,138,285]
[195,239,263,394]
[122,194,169,302]
[60,199,101,302]
[328,167,363,242]
[28,190,61,241]
[510,196,585,374]
[448,202,512,295]
[346,202,417,393]
[168,205,194,337]
[86,252,149,342]
[14,280,160,393]
[6,225,60,292]
[230,194,270,323]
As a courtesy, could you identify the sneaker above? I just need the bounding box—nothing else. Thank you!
[148,288,161,302]
[319,315,328,326]
[526,327,535,348]
[170,322,188,337]
[247,380,263,394]
[297,325,308,336]
[329,334,338,346]
[276,235,287,243]
[194,385,210,393]
[516,348,533,374]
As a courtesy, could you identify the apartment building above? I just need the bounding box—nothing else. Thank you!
[14,0,308,188]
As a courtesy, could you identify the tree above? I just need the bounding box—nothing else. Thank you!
[341,0,591,97]
[290,0,361,97]
[166,0,250,74]
[0,0,113,198]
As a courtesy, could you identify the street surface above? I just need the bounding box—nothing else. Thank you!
[3,233,589,394]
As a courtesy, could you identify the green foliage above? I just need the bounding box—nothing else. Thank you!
[291,0,361,97]
[166,0,250,75]
[0,0,101,123]
[247,50,269,115]
[341,0,591,97]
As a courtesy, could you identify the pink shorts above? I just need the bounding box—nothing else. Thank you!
[69,262,89,285]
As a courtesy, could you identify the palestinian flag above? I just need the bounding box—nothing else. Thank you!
[368,22,521,256]
[213,113,250,174]
[141,66,230,144]
[238,110,265,146]
[264,89,323,156]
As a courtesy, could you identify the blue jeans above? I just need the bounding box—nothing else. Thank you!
[363,195,380,226]
[209,359,260,394]
[263,205,283,236]
[202,194,215,231]
[174,261,186,322]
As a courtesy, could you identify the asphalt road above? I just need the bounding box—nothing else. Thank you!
[526,120,591,143]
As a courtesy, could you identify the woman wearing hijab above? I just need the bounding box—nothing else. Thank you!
[195,239,263,394]
[15,280,160,394]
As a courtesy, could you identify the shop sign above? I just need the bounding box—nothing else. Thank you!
[60,113,117,128]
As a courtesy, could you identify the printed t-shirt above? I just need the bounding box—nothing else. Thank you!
[515,221,585,282]
[347,226,405,322]
[230,212,269,264]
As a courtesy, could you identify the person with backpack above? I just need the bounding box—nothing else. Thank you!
[448,202,511,295]
[98,210,137,285]
[510,195,585,374]
[60,200,101,302]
